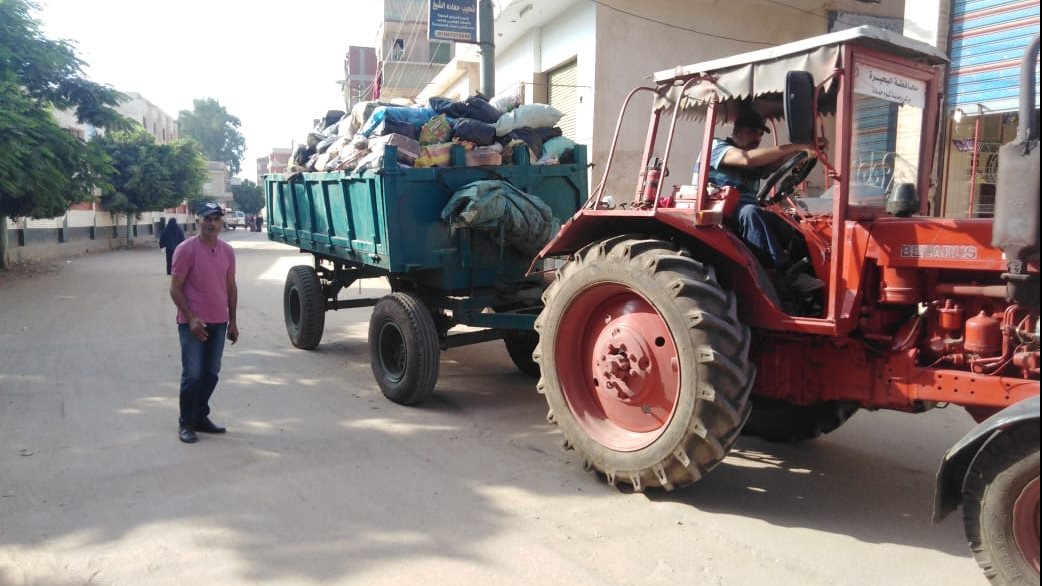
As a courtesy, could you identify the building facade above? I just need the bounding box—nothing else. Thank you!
[421,0,907,199]
[376,0,455,100]
[343,45,378,111]
[939,0,1039,218]
[256,148,292,185]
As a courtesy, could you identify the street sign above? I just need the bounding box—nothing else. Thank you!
[428,0,478,44]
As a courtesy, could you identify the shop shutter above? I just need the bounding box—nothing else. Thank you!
[948,0,1040,113]
[548,60,578,140]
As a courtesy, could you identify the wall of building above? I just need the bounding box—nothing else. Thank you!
[590,0,906,200]
[4,210,194,265]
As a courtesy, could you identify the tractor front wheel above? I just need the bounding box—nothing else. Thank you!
[369,292,441,406]
[962,423,1040,586]
[535,235,754,490]
[284,265,326,349]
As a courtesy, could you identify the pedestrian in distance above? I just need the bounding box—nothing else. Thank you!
[169,202,239,444]
[254,214,263,232]
[158,217,185,276]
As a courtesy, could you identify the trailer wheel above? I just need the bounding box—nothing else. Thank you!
[535,235,754,490]
[284,265,326,349]
[962,423,1040,586]
[504,330,540,377]
[742,398,859,442]
[369,292,440,406]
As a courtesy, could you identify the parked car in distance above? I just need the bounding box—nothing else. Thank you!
[224,210,247,230]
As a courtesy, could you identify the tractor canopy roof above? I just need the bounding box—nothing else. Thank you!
[652,25,948,123]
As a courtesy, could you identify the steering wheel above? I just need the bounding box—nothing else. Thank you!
[755,151,818,206]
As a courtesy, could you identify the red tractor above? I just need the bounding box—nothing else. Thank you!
[532,27,1039,586]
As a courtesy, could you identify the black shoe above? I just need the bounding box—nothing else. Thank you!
[788,272,825,293]
[179,426,198,443]
[195,417,226,434]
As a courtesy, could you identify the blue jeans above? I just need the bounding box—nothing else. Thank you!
[178,323,227,426]
[735,201,789,269]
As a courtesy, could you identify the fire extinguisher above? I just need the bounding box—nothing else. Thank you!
[642,157,663,205]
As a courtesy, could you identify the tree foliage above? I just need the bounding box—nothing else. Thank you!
[94,126,206,218]
[232,179,265,215]
[0,0,128,219]
[177,98,246,176]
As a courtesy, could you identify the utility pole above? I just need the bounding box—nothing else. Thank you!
[478,0,495,97]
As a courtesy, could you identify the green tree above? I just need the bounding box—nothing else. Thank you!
[0,0,127,265]
[232,179,265,215]
[177,98,246,176]
[94,126,206,246]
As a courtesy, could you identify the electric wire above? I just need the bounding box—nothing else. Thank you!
[587,0,771,46]
[382,0,430,97]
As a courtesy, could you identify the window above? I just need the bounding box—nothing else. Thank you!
[392,38,404,61]
[430,41,450,64]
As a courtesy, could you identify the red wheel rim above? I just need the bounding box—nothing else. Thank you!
[555,282,679,451]
[1012,475,1040,573]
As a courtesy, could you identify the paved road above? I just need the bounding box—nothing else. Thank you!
[0,231,986,585]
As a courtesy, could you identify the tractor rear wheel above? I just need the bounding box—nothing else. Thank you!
[742,398,859,442]
[369,292,441,406]
[962,423,1040,586]
[534,235,754,491]
[284,265,326,349]
[504,330,540,377]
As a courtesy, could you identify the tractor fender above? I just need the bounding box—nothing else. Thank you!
[933,395,1041,521]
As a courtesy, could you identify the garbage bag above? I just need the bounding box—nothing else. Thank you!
[452,118,496,146]
[419,114,453,145]
[463,94,502,124]
[440,180,559,256]
[359,105,434,137]
[495,104,564,136]
[502,126,562,158]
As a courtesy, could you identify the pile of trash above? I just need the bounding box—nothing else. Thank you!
[288,93,578,174]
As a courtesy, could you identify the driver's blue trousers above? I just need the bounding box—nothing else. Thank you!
[735,201,788,269]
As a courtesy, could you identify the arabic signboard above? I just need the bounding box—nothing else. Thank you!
[429,0,478,44]
[853,64,926,108]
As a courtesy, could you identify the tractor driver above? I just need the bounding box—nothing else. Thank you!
[694,109,825,293]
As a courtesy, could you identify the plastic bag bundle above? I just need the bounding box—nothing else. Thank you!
[359,105,435,137]
[494,104,564,136]
[452,118,496,146]
[440,180,559,256]
[463,94,502,124]
[419,114,453,145]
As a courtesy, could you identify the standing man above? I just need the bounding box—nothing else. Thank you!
[169,202,239,444]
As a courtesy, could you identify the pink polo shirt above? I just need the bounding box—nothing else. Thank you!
[171,235,236,324]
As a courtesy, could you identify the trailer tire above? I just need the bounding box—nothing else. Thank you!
[535,235,754,491]
[742,398,859,442]
[504,330,540,377]
[370,292,440,406]
[284,265,325,349]
[962,422,1040,586]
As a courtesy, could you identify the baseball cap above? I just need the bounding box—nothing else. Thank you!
[734,110,771,134]
[196,202,225,217]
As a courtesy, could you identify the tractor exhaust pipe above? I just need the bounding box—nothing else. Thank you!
[992,34,1040,304]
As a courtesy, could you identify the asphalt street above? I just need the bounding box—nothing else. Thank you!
[0,230,986,585]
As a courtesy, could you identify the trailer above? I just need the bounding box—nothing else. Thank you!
[265,143,588,404]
